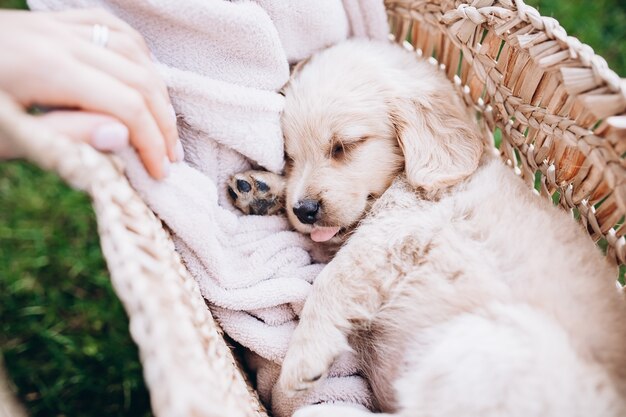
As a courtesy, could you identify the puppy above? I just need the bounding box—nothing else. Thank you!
[229,39,626,417]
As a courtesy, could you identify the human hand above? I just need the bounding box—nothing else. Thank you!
[0,9,181,179]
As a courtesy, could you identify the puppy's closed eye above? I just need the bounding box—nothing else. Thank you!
[329,137,366,161]
[331,143,345,159]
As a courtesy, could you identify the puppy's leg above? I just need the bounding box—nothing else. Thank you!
[279,237,387,394]
[294,404,390,417]
[227,170,285,215]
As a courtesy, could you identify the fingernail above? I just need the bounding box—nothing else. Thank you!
[162,156,171,178]
[91,123,129,151]
[175,141,185,162]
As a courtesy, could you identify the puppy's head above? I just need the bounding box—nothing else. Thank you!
[281,41,483,243]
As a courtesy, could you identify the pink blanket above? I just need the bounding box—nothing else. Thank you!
[27,0,388,414]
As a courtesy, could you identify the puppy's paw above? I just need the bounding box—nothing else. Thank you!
[228,170,285,215]
[279,344,333,395]
[278,326,350,396]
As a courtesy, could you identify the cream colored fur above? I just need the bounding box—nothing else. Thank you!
[277,39,626,417]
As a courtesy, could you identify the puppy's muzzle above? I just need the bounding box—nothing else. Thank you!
[293,199,320,224]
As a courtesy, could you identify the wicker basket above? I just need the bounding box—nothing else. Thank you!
[1,1,625,416]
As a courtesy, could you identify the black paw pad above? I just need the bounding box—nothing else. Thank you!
[255,180,270,192]
[227,186,238,201]
[249,199,273,215]
[236,179,252,193]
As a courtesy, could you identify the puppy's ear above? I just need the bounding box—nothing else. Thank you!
[391,91,483,193]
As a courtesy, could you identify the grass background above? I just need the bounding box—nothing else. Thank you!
[0,1,624,416]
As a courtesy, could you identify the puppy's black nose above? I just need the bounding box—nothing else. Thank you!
[293,200,320,224]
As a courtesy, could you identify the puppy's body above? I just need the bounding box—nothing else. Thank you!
[342,159,626,416]
[229,39,626,416]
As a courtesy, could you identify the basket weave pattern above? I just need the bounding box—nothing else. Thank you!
[2,1,625,416]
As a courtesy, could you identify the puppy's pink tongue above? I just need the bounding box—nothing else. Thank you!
[310,226,340,242]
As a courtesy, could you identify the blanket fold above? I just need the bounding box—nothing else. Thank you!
[27,0,389,415]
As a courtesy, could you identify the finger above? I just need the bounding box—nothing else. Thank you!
[49,8,151,56]
[0,111,128,160]
[53,62,169,179]
[71,34,179,161]
[36,111,129,151]
[68,21,155,71]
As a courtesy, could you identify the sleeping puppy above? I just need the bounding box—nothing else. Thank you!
[228,39,626,417]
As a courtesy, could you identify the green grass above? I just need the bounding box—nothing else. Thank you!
[0,0,624,416]
[1,162,152,417]
[1,0,25,8]
[526,0,626,76]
